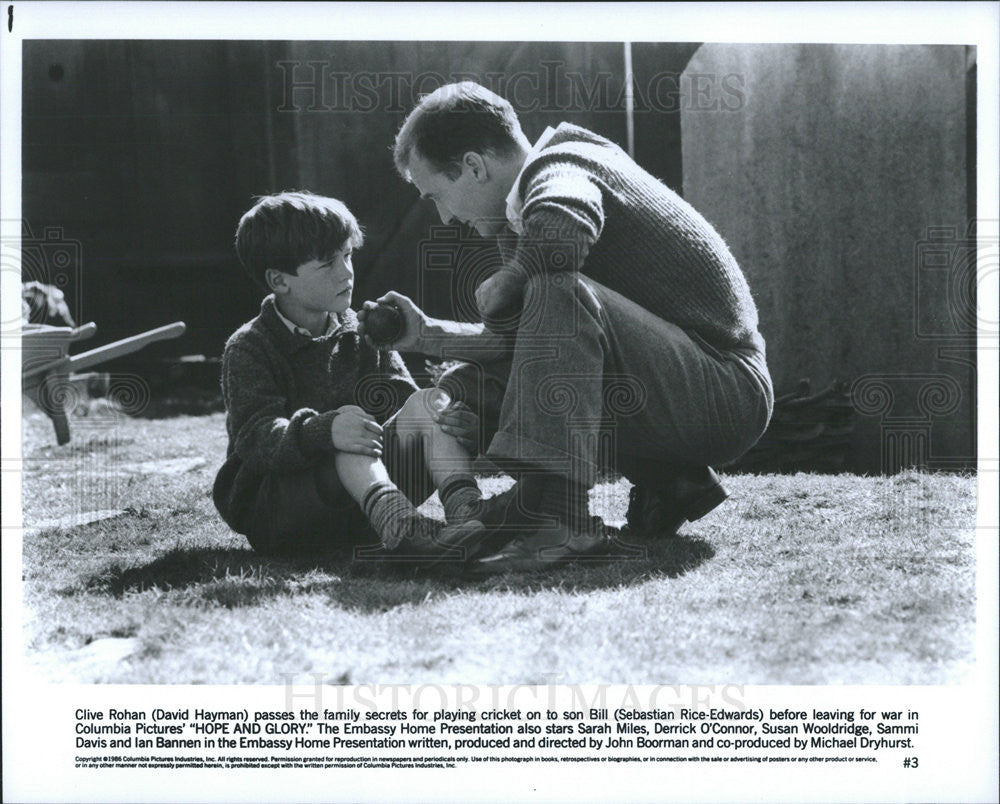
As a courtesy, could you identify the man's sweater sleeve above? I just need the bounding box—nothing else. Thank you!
[510,157,605,276]
[221,342,335,473]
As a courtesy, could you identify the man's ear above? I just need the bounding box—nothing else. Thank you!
[265,268,289,294]
[463,151,489,182]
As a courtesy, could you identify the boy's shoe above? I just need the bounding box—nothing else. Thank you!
[468,517,611,576]
[624,466,729,538]
[390,517,487,566]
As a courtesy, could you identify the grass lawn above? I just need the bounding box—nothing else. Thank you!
[18,401,977,685]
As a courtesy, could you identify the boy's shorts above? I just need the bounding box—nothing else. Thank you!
[242,464,375,557]
[238,416,433,557]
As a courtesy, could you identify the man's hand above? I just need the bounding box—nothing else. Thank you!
[475,269,526,331]
[358,291,428,352]
[432,400,480,455]
[331,405,383,456]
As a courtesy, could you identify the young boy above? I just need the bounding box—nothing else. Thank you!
[212,191,486,560]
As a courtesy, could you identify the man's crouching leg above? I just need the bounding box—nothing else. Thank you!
[472,273,615,575]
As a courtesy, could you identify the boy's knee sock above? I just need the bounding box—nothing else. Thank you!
[536,473,591,532]
[362,482,418,550]
[439,473,482,524]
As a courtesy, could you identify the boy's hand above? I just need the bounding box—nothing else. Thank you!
[433,401,479,455]
[358,291,427,352]
[331,405,383,456]
[475,270,525,330]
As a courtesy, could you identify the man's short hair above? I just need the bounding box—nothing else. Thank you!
[234,191,363,291]
[394,81,524,180]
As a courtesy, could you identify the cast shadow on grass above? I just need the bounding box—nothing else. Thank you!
[87,547,353,607]
[83,534,714,613]
[348,533,717,598]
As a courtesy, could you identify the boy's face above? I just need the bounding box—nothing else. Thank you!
[273,245,355,314]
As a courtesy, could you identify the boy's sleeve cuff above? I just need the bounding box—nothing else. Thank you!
[301,410,337,456]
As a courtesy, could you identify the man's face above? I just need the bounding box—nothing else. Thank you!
[407,153,507,237]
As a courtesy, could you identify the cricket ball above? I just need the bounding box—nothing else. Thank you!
[365,302,404,345]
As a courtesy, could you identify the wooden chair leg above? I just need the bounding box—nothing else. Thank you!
[37,372,72,445]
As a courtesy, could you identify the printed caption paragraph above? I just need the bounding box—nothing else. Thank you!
[72,704,922,770]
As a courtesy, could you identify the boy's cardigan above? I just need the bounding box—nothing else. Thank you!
[505,123,764,353]
[212,295,418,534]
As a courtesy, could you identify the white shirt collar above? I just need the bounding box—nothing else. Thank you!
[273,301,339,339]
[504,126,558,235]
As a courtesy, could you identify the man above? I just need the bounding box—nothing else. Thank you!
[360,81,773,574]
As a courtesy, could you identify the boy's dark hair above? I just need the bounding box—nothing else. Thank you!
[393,81,525,180]
[234,191,364,291]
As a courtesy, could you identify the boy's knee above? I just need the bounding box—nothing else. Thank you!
[438,362,505,437]
[393,388,439,427]
[438,362,483,409]
[410,387,439,414]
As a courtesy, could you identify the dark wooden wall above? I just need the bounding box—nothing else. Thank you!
[23,41,974,471]
[22,41,695,361]
[680,45,976,472]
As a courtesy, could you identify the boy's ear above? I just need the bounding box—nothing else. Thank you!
[265,268,288,294]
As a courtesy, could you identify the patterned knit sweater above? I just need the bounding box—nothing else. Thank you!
[212,295,417,532]
[505,123,763,352]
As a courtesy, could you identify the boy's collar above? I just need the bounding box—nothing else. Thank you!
[260,295,354,352]
[272,299,340,339]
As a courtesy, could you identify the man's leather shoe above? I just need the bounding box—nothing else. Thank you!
[469,518,610,576]
[481,481,554,525]
[625,466,729,538]
[462,481,552,559]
